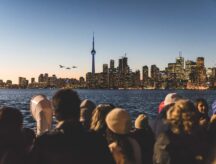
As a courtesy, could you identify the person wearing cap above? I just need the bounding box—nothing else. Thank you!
[106,108,142,164]
[31,89,115,164]
[30,94,53,136]
[131,114,155,164]
[80,99,96,130]
[153,99,209,164]
[149,93,182,138]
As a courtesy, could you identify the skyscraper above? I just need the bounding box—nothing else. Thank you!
[110,59,115,70]
[142,65,149,82]
[91,34,96,75]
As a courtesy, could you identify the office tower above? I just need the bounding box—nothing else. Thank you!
[142,65,149,82]
[103,64,108,73]
[151,65,160,81]
[196,57,205,67]
[118,55,129,74]
[31,78,35,84]
[110,59,115,70]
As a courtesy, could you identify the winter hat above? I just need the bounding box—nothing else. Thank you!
[212,100,216,114]
[106,108,132,135]
[164,93,182,106]
[134,114,148,129]
[30,95,52,136]
[80,99,96,122]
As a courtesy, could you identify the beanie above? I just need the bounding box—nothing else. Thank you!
[106,108,131,135]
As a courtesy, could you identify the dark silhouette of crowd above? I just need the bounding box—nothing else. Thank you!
[0,89,216,164]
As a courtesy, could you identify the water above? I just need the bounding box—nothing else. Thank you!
[0,89,216,129]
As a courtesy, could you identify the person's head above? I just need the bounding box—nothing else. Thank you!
[52,89,81,121]
[164,93,182,106]
[80,99,96,129]
[0,106,23,130]
[105,108,131,135]
[167,99,198,134]
[194,98,209,115]
[90,103,115,132]
[30,94,52,119]
[134,114,148,129]
[30,94,53,135]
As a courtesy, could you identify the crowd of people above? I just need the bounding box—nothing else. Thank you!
[0,89,216,164]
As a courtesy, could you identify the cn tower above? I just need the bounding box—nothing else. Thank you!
[91,33,96,75]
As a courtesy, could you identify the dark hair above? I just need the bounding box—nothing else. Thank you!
[52,89,81,121]
[194,98,209,112]
[0,106,23,130]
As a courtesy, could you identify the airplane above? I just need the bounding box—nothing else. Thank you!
[72,66,77,68]
[59,65,64,68]
[66,67,71,70]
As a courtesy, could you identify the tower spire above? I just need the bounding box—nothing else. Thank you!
[91,33,96,75]
[93,32,95,51]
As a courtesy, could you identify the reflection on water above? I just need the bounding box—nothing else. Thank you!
[0,89,215,128]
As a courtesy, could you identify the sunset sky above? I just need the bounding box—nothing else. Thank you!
[0,0,216,84]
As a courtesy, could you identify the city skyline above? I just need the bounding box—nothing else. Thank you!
[1,0,216,84]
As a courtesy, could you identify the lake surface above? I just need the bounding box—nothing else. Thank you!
[0,89,216,129]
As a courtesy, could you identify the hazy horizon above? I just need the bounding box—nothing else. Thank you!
[1,0,216,84]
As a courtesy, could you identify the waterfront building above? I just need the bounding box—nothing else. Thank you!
[110,59,115,70]
[38,74,44,83]
[0,80,4,87]
[5,80,12,87]
[151,64,160,81]
[103,64,108,73]
[175,55,185,80]
[196,57,207,85]
[185,60,197,81]
[31,78,35,84]
[19,77,28,88]
[118,55,129,74]
[142,65,149,87]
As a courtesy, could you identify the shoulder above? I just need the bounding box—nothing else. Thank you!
[155,132,170,148]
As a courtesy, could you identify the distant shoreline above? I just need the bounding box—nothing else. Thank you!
[0,87,215,91]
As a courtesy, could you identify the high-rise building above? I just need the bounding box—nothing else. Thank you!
[38,74,44,83]
[196,57,205,67]
[18,77,28,87]
[31,78,35,84]
[175,56,185,80]
[91,34,96,75]
[151,65,160,81]
[103,64,108,73]
[196,57,206,84]
[142,66,149,82]
[110,59,115,70]
[185,60,196,81]
[118,55,129,74]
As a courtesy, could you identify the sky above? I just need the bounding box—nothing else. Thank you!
[0,0,216,84]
